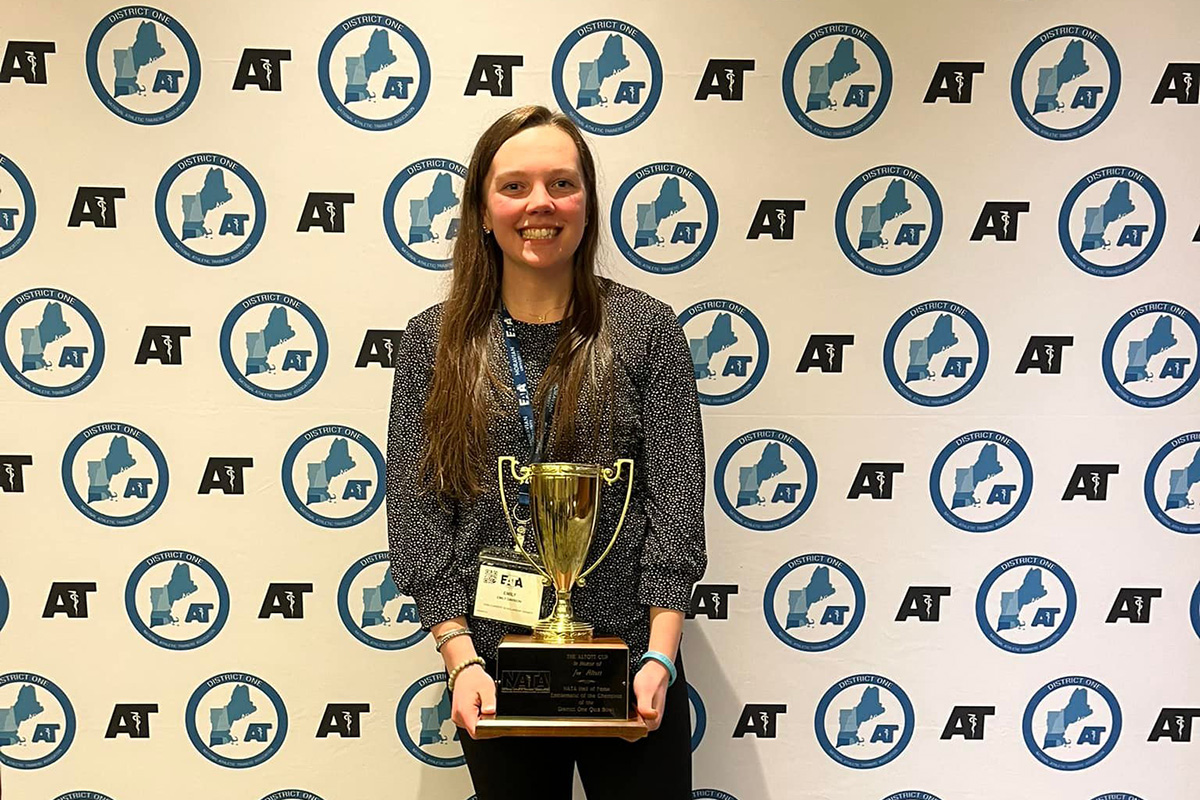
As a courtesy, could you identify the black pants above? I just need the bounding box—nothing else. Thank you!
[459,654,691,799]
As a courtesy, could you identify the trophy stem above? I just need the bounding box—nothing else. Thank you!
[532,591,594,643]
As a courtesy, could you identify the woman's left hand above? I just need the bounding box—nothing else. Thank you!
[633,659,670,732]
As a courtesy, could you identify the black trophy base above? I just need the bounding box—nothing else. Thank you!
[494,633,630,720]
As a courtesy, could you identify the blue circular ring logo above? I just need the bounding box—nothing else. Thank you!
[763,554,865,652]
[0,288,106,398]
[53,794,115,800]
[61,422,169,527]
[124,550,230,650]
[382,158,467,271]
[836,166,943,276]
[714,429,818,531]
[155,153,267,267]
[782,23,893,138]
[883,300,988,407]
[677,299,769,406]
[0,575,8,634]
[1011,25,1120,140]
[185,673,288,768]
[1059,167,1165,277]
[693,791,739,800]
[261,793,327,800]
[929,430,1033,533]
[1103,303,1200,408]
[220,293,328,401]
[318,15,431,131]
[975,555,1077,653]
[883,794,942,800]
[1144,431,1200,534]
[281,426,385,528]
[814,674,914,769]
[396,672,464,767]
[551,19,663,136]
[1022,675,1121,770]
[0,672,76,770]
[338,552,428,649]
[0,154,36,258]
[688,682,706,752]
[610,163,718,275]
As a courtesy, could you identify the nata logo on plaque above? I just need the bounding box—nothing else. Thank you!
[318,14,431,131]
[1143,432,1200,534]
[678,300,769,406]
[0,154,37,259]
[836,166,943,276]
[714,429,818,531]
[782,23,893,138]
[281,426,386,528]
[929,430,1032,533]
[1058,167,1165,277]
[1011,25,1120,141]
[382,159,466,271]
[0,672,77,770]
[883,300,988,406]
[155,153,267,268]
[814,674,914,769]
[552,19,662,136]
[975,556,1077,653]
[338,552,427,650]
[610,163,718,275]
[85,6,201,125]
[1,288,105,398]
[220,293,329,401]
[186,673,288,769]
[1102,302,1199,408]
[61,422,169,527]
[395,672,464,767]
[763,554,865,652]
[1022,676,1121,770]
[124,550,230,651]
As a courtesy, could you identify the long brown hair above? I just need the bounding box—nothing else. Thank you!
[420,105,610,500]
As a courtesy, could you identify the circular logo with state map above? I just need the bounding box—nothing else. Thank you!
[0,672,76,770]
[125,550,229,650]
[1059,167,1165,277]
[0,574,8,634]
[220,293,328,401]
[338,552,427,650]
[693,792,740,800]
[763,554,865,652]
[186,673,288,769]
[86,6,201,125]
[884,300,988,406]
[318,15,431,131]
[155,153,267,267]
[61,422,169,527]
[678,300,769,406]
[836,166,942,276]
[814,674,914,769]
[929,430,1032,533]
[281,426,386,528]
[1012,25,1120,141]
[1022,676,1121,770]
[1144,432,1200,534]
[260,793,326,800]
[1090,795,1145,800]
[782,23,893,138]
[53,793,116,800]
[610,163,718,274]
[0,154,36,259]
[688,682,706,753]
[396,672,464,767]
[383,159,467,271]
[1,288,105,398]
[713,429,818,531]
[1103,302,1199,408]
[552,19,662,136]
[882,794,942,800]
[975,556,1077,653]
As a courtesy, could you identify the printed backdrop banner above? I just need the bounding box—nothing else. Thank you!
[0,1,1198,799]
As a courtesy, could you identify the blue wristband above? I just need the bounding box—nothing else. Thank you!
[640,650,677,686]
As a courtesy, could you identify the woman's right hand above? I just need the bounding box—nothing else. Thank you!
[451,663,496,738]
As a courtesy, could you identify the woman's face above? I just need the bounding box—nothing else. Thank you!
[482,125,587,277]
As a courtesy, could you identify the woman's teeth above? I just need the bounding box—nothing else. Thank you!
[520,228,560,240]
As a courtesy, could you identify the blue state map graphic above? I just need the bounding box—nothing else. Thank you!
[1043,687,1093,749]
[689,313,738,378]
[148,563,198,628]
[306,438,356,504]
[1123,315,1176,384]
[951,443,1003,509]
[344,28,396,103]
[361,571,401,628]
[86,435,136,503]
[1034,39,1089,114]
[408,172,460,244]
[0,685,44,746]
[1080,181,1135,253]
[836,686,886,747]
[19,302,70,372]
[180,168,233,241]
[786,566,835,629]
[736,442,787,508]
[244,306,295,376]
[634,177,686,249]
[859,179,911,251]
[996,567,1047,631]
[905,313,957,382]
[419,687,458,746]
[807,37,860,112]
[577,34,629,108]
[209,684,257,747]
[112,20,165,98]
[1166,446,1200,511]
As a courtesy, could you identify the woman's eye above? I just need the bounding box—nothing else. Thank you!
[555,180,573,188]
[503,183,521,191]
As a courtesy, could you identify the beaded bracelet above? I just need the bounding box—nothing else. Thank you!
[447,656,486,692]
[434,627,473,652]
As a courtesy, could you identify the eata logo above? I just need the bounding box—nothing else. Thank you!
[0,672,76,769]
[763,554,865,651]
[814,674,913,769]
[85,6,200,125]
[220,293,328,401]
[61,422,169,527]
[1103,303,1199,408]
[1,288,105,397]
[782,23,892,138]
[382,159,466,271]
[552,19,662,135]
[713,429,818,531]
[1143,432,1200,534]
[338,552,426,649]
[678,300,768,406]
[155,153,267,267]
[1011,25,1120,140]
[929,430,1033,533]
[610,163,718,274]
[1059,167,1165,277]
[836,166,942,276]
[975,556,1077,653]
[124,551,229,650]
[318,14,430,131]
[186,673,288,769]
[0,154,36,258]
[281,426,385,528]
[395,673,463,767]
[884,301,988,406]
[1023,676,1121,770]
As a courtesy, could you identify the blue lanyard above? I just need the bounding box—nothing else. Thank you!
[500,305,557,509]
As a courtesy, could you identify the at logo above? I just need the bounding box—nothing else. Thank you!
[0,154,37,258]
[762,554,865,651]
[1011,25,1121,140]
[696,59,754,101]
[732,704,785,738]
[0,41,55,84]
[155,153,267,267]
[1,288,105,397]
[746,199,805,240]
[1103,303,1199,408]
[1023,676,1121,770]
[0,455,32,493]
[688,683,706,752]
[782,23,893,138]
[0,575,8,633]
[233,49,290,92]
[464,55,523,96]
[198,457,253,494]
[106,703,157,738]
[220,293,329,400]
[836,166,942,276]
[318,15,430,131]
[1105,588,1160,623]
[814,674,913,769]
[551,19,663,136]
[61,422,169,526]
[316,703,369,738]
[259,583,313,620]
[1152,63,1199,104]
[338,552,426,649]
[0,673,76,769]
[1150,708,1200,742]
[941,706,995,740]
[68,187,124,228]
[847,462,903,500]
[929,430,1032,533]
[125,550,229,650]
[1143,432,1200,534]
[43,582,97,618]
[85,7,201,125]
[797,334,853,373]
[976,556,1077,653]
[1058,167,1165,277]
[356,329,404,368]
[1063,464,1119,501]
[713,429,818,531]
[925,62,985,103]
[298,192,354,234]
[971,201,1030,242]
[282,427,385,528]
[895,586,951,622]
[135,325,190,365]
[687,583,738,620]
[186,673,288,769]
[1016,335,1073,374]
[884,301,988,406]
[395,673,464,767]
[383,159,466,271]
[678,300,768,405]
[610,163,718,274]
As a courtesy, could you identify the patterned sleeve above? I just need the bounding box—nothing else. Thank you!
[385,314,471,630]
[636,302,708,611]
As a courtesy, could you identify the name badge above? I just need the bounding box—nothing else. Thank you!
[473,557,544,628]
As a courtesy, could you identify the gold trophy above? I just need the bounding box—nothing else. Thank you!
[474,457,646,739]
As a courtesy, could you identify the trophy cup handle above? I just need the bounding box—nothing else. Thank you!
[497,456,552,583]
[577,458,634,585]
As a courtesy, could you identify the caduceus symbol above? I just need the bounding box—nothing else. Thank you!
[225,465,236,486]
[1178,714,1187,737]
[923,593,933,615]
[4,464,14,490]
[825,343,836,368]
[711,591,721,615]
[26,51,38,81]
[1000,210,1010,237]
[162,334,173,360]
[1135,596,1144,621]
[1044,343,1055,371]
[132,710,142,734]
[286,590,296,614]
[97,197,108,225]
[955,71,964,100]
[343,710,353,727]
[325,201,337,227]
[261,58,273,83]
[759,711,770,731]
[875,470,886,493]
[384,337,394,364]
[725,68,736,94]
[494,64,505,93]
[968,712,978,736]
[776,208,786,236]
[1091,472,1101,494]
[69,590,79,614]
[1186,72,1194,101]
